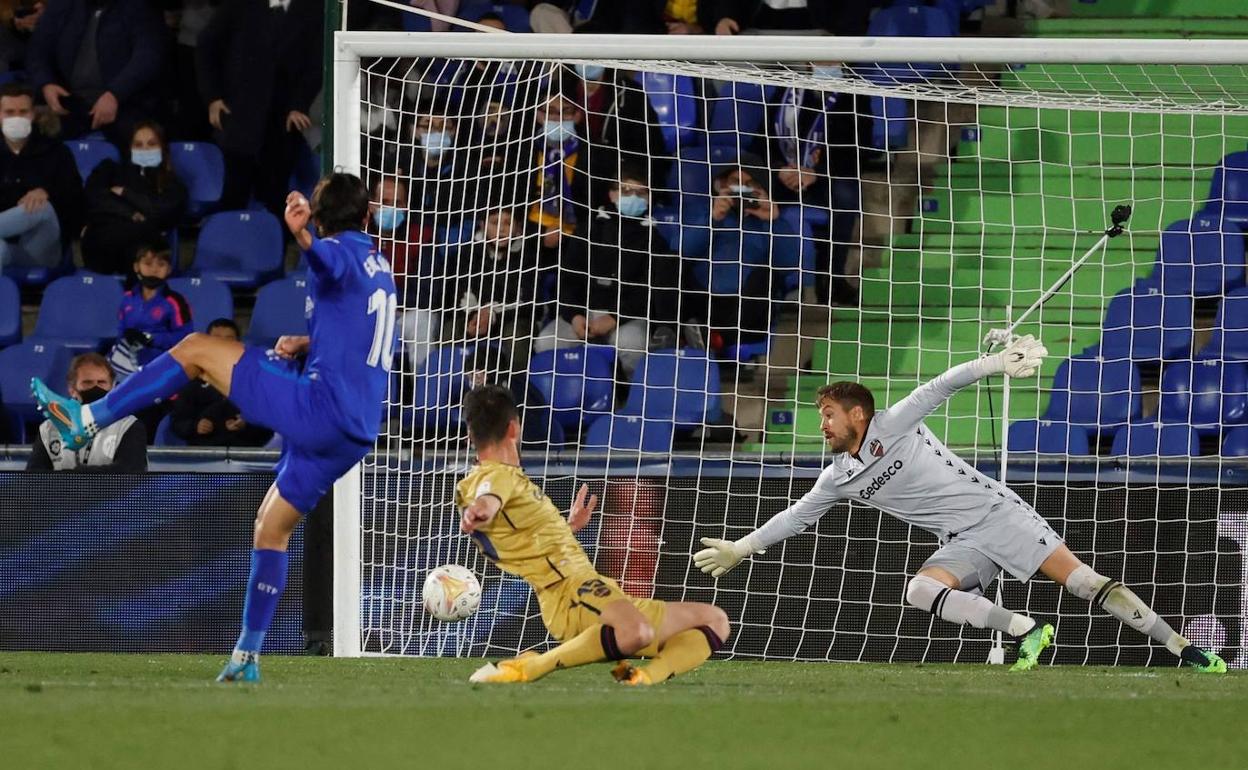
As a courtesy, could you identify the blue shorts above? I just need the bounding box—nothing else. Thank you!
[230,346,373,514]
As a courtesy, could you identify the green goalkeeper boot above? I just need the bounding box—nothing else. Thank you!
[1009,623,1054,672]
[1183,646,1227,674]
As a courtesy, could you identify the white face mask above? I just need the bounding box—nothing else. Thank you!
[2,116,31,141]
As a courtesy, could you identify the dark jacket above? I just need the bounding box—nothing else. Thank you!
[171,379,272,446]
[0,132,85,240]
[556,206,682,325]
[443,233,544,334]
[195,0,323,155]
[578,74,670,187]
[84,158,188,233]
[26,0,165,102]
[702,0,880,34]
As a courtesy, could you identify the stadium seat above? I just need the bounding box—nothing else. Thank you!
[1157,359,1248,435]
[167,276,235,333]
[637,71,701,154]
[1222,426,1248,456]
[1197,287,1248,360]
[584,414,675,453]
[521,403,566,448]
[1006,420,1091,455]
[0,274,20,347]
[1098,285,1193,362]
[527,346,615,431]
[1149,215,1245,297]
[619,348,722,427]
[410,344,473,433]
[1204,149,1248,228]
[153,414,187,447]
[30,272,124,350]
[0,341,72,431]
[192,210,284,288]
[65,139,121,182]
[1043,353,1142,436]
[244,277,309,347]
[170,141,226,219]
[861,0,956,150]
[3,241,74,288]
[1110,422,1200,457]
[708,81,773,154]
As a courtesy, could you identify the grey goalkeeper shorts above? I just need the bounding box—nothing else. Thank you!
[921,503,1063,591]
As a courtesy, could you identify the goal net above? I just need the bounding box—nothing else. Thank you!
[332,30,1248,668]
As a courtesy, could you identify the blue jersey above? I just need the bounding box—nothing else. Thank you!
[303,230,397,444]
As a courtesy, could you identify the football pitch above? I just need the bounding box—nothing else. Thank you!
[4,653,1246,770]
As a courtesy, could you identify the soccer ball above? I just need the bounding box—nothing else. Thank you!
[422,564,482,622]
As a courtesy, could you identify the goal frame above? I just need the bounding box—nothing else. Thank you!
[329,30,1248,658]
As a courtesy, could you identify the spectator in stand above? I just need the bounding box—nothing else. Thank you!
[170,318,272,446]
[81,120,188,275]
[0,83,82,271]
[369,175,438,372]
[707,0,881,36]
[568,63,669,186]
[407,103,476,227]
[0,0,43,74]
[164,0,218,141]
[108,244,193,379]
[27,353,148,471]
[26,0,166,142]
[534,164,682,376]
[680,164,798,347]
[196,0,322,217]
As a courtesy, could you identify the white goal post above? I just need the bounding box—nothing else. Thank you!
[331,30,1248,667]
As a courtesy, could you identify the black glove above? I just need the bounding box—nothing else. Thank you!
[123,328,152,348]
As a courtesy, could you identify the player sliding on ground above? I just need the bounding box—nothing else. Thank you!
[31,174,396,683]
[459,384,730,685]
[695,335,1226,673]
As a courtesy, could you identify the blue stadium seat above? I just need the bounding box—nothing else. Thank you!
[1157,359,1248,434]
[1043,353,1142,436]
[584,414,675,452]
[167,276,235,333]
[0,274,20,347]
[3,241,74,288]
[1110,422,1200,457]
[410,344,473,433]
[459,2,532,32]
[65,139,121,182]
[244,277,308,347]
[620,348,722,427]
[527,346,615,431]
[521,403,566,448]
[170,141,226,219]
[192,210,284,288]
[709,81,773,154]
[1007,420,1091,454]
[30,272,124,350]
[1204,150,1248,228]
[1223,426,1248,456]
[1150,215,1245,297]
[153,414,187,447]
[1098,285,1193,362]
[862,0,956,150]
[637,71,700,154]
[1197,287,1248,360]
[0,341,72,434]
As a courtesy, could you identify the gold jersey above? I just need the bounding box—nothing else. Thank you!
[455,461,594,590]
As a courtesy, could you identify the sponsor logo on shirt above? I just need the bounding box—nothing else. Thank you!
[858,460,904,500]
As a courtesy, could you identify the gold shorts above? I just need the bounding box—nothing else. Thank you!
[537,572,666,642]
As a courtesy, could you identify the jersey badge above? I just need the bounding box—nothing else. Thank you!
[868,439,884,457]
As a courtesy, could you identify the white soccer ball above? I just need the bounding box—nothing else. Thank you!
[422,564,482,622]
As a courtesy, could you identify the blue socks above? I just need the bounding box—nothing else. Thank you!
[234,549,289,655]
[87,351,191,428]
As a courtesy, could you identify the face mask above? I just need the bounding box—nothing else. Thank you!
[616,194,648,218]
[419,130,454,157]
[139,275,165,290]
[78,386,109,404]
[375,206,406,231]
[812,65,844,80]
[575,63,605,81]
[543,120,577,144]
[132,148,163,168]
[2,116,31,141]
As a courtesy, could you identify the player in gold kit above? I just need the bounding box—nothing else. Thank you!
[459,384,730,685]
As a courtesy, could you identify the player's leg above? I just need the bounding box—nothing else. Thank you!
[613,601,730,686]
[1040,545,1225,673]
[218,481,302,683]
[32,332,243,448]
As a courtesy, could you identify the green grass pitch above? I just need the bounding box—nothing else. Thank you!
[4,653,1247,769]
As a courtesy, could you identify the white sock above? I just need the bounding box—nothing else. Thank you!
[1065,564,1176,643]
[80,404,96,431]
[907,575,1035,636]
[230,649,258,665]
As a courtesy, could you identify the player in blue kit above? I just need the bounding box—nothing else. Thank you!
[31,173,397,683]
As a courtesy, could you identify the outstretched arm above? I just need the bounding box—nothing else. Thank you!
[876,335,1046,434]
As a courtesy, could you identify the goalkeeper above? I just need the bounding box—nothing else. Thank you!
[460,384,730,686]
[694,336,1226,673]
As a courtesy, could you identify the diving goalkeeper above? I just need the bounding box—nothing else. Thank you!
[694,335,1225,673]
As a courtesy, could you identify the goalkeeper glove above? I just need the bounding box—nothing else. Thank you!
[986,333,1047,378]
[694,536,760,578]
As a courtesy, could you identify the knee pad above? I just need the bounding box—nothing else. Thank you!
[905,574,949,612]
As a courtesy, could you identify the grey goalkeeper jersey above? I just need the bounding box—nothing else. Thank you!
[750,358,1029,550]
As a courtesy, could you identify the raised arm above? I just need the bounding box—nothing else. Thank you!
[875,335,1046,435]
[694,464,844,577]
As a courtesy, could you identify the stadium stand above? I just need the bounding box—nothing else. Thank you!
[1044,354,1143,438]
[1110,421,1201,457]
[527,346,614,431]
[0,275,20,347]
[30,273,124,351]
[0,342,72,441]
[170,141,226,220]
[243,276,309,347]
[191,210,284,289]
[619,348,723,428]
[167,276,235,333]
[585,414,676,452]
[1007,419,1091,455]
[1157,359,1248,435]
[65,138,121,183]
